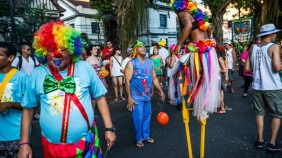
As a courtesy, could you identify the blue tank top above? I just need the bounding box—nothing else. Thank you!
[130,58,153,101]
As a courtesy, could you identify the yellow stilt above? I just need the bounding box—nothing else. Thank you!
[197,118,206,158]
[182,100,193,158]
[179,71,193,158]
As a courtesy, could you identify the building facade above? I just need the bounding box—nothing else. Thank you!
[138,1,177,48]
[58,0,104,45]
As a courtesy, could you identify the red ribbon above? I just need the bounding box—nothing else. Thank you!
[48,62,90,143]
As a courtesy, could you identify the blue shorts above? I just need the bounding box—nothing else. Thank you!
[228,69,234,81]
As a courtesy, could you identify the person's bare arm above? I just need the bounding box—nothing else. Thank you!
[231,49,237,71]
[110,57,113,77]
[245,46,253,72]
[124,61,136,111]
[207,24,212,38]
[96,96,116,150]
[159,56,164,67]
[224,57,228,73]
[169,55,176,68]
[18,108,34,158]
[0,102,22,113]
[102,51,107,60]
[218,58,226,73]
[271,44,282,72]
[174,12,192,55]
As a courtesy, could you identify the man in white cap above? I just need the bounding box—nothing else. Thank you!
[223,39,237,93]
[245,23,282,153]
[120,48,134,74]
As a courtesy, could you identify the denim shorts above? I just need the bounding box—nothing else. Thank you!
[252,89,282,118]
[228,69,234,81]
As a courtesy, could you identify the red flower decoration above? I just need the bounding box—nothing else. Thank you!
[218,46,224,51]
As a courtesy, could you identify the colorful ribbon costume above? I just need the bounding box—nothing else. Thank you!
[177,39,220,120]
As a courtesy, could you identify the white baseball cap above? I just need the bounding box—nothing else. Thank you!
[223,39,231,45]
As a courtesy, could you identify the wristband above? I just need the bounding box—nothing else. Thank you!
[18,142,30,147]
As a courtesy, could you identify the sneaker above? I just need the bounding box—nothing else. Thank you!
[165,82,168,86]
[34,114,40,120]
[254,140,264,149]
[160,83,163,87]
[266,142,281,153]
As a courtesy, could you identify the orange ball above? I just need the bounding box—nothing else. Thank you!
[157,112,169,125]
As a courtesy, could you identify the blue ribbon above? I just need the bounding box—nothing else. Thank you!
[259,28,277,34]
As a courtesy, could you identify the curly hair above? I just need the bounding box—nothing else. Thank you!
[33,21,85,62]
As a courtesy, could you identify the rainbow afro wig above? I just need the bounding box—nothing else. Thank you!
[171,0,209,31]
[33,21,85,62]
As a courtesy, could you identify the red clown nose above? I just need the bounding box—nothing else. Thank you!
[54,50,62,58]
[157,112,169,126]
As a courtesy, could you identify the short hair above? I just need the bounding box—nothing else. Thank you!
[0,42,17,57]
[106,40,112,44]
[21,44,29,50]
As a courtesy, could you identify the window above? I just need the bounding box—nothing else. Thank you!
[160,14,167,28]
[91,22,100,33]
[70,24,74,28]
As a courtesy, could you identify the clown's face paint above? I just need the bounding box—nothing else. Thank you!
[47,49,72,71]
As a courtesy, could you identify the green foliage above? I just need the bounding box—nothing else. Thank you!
[90,0,115,20]
[89,0,170,54]
[0,0,57,44]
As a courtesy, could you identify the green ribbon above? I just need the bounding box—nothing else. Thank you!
[43,74,76,94]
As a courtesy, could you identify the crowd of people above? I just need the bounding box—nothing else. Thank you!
[1,0,282,157]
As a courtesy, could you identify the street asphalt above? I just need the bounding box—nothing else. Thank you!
[31,72,282,158]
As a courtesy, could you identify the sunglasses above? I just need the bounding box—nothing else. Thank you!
[27,49,31,51]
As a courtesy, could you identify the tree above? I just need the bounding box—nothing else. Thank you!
[203,0,232,45]
[0,0,58,45]
[247,0,280,36]
[225,0,281,38]
[90,0,170,55]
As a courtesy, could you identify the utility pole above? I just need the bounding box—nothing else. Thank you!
[8,0,17,45]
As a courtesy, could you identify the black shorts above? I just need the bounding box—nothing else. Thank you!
[238,66,243,77]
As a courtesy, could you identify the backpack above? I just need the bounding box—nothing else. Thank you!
[18,56,36,70]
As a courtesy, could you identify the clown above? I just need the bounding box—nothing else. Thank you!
[18,21,116,158]
[124,40,165,147]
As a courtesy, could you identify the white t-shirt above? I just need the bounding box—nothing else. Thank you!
[12,56,39,75]
[226,48,234,69]
[120,57,131,70]
[159,47,169,66]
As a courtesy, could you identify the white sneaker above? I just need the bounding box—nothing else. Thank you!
[165,82,168,86]
[34,114,40,120]
[160,83,163,87]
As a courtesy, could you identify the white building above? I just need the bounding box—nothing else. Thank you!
[58,0,104,44]
[138,1,177,48]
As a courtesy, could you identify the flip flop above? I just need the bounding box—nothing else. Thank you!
[143,138,154,143]
[215,110,226,114]
[225,106,232,111]
[136,142,144,147]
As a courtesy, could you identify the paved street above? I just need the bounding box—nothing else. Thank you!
[31,72,282,158]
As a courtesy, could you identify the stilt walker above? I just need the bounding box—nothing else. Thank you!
[171,1,221,157]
